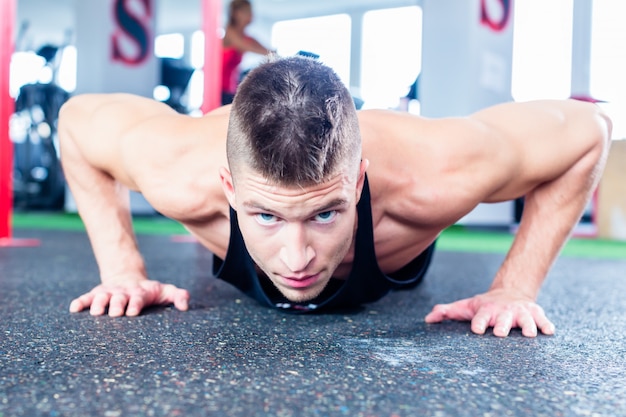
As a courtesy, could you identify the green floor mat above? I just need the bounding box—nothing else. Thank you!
[10,212,626,260]
[438,225,626,260]
[11,212,186,235]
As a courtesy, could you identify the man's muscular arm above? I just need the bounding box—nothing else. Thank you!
[424,100,612,337]
[58,94,189,316]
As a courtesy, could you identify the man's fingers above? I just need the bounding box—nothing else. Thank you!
[108,293,130,317]
[532,309,556,335]
[470,309,493,335]
[493,311,514,338]
[528,304,555,335]
[124,284,190,316]
[475,309,541,338]
[68,300,82,313]
[69,281,191,317]
[90,292,111,316]
[424,304,449,323]
[69,293,94,313]
[425,300,475,323]
[539,321,556,335]
[517,311,538,337]
[126,295,145,317]
[174,291,190,311]
[158,285,190,311]
[427,292,554,338]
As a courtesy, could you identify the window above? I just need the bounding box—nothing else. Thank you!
[10,45,77,96]
[190,30,205,69]
[57,46,77,92]
[271,14,352,86]
[511,0,574,101]
[360,6,422,110]
[10,52,47,97]
[154,33,185,59]
[186,30,206,112]
[590,0,626,139]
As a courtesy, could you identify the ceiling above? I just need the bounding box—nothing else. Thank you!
[15,0,420,50]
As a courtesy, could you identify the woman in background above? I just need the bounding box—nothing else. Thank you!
[221,0,272,105]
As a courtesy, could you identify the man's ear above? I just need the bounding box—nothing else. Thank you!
[219,166,237,208]
[355,159,370,201]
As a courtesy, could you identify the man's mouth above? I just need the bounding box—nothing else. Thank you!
[279,273,320,289]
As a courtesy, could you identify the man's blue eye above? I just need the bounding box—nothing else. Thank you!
[314,211,336,223]
[256,213,277,224]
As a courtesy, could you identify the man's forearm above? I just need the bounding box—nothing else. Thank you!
[75,177,146,282]
[490,187,581,299]
[59,105,146,282]
[490,112,610,298]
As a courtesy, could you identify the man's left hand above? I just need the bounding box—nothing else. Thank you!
[424,289,555,337]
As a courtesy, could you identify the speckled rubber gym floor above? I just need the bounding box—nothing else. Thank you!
[1,222,625,417]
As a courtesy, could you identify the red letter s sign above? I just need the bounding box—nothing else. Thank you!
[481,0,512,32]
[111,0,152,66]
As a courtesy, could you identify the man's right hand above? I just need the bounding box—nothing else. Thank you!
[69,279,190,317]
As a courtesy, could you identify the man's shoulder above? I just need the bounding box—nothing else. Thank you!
[358,109,440,158]
[124,112,229,221]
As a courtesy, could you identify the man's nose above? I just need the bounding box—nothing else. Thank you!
[279,224,314,272]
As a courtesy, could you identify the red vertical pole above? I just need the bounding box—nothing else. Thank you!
[0,0,16,240]
[201,0,223,113]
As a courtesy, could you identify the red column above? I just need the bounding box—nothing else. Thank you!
[0,0,15,240]
[201,0,222,114]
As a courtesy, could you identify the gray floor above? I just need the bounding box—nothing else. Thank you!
[1,229,625,417]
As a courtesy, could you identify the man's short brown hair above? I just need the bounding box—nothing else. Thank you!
[227,56,361,187]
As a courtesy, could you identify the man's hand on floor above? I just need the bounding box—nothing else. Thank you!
[424,288,555,338]
[69,278,189,317]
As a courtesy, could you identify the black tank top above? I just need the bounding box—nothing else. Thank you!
[213,176,435,313]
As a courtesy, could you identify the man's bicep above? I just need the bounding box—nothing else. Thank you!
[398,114,532,208]
[470,100,606,199]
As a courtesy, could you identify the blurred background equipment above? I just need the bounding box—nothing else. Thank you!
[159,57,195,114]
[10,26,71,210]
